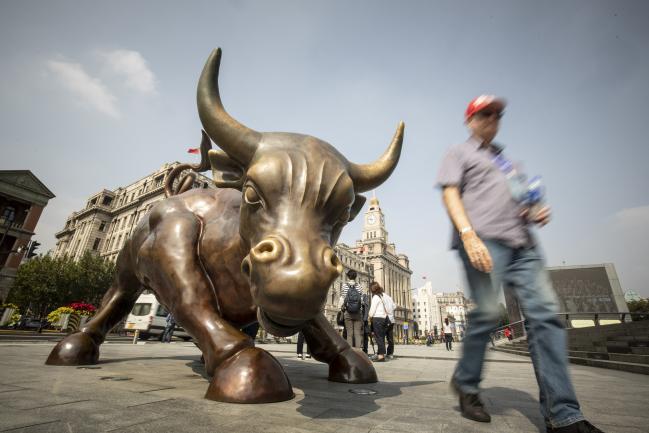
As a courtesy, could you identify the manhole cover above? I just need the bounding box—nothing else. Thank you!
[349,388,377,395]
[77,366,101,370]
[100,376,132,381]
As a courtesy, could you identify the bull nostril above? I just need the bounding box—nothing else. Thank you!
[241,257,251,277]
[251,238,282,263]
[324,248,343,275]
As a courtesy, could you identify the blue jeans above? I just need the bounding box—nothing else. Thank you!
[453,240,584,428]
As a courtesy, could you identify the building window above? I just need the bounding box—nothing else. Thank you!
[1,206,16,223]
[99,222,106,232]
[92,238,101,250]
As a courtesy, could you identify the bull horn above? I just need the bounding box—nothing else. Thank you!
[197,48,261,166]
[349,121,404,193]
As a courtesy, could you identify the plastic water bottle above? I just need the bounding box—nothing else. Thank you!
[525,175,545,220]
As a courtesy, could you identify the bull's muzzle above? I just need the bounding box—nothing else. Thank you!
[240,235,343,330]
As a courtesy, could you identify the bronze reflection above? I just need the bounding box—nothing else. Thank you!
[46,47,404,403]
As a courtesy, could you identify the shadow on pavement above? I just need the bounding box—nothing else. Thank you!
[482,386,546,432]
[95,354,201,364]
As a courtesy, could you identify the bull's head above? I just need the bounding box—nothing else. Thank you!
[197,48,403,336]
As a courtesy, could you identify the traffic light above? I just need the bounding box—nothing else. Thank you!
[27,241,41,258]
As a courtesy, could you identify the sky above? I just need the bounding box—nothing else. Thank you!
[1,1,648,297]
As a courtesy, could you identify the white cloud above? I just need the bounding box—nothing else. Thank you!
[47,60,120,118]
[102,49,157,95]
[612,205,649,234]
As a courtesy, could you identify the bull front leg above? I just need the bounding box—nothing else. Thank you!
[302,313,377,383]
[46,244,143,366]
[140,206,293,403]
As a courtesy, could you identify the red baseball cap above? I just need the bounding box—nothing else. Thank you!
[465,95,506,120]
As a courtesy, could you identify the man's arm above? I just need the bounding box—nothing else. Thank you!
[441,186,493,273]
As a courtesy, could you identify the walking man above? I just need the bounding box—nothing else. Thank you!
[296,331,311,359]
[443,317,453,351]
[436,95,602,432]
[162,312,176,343]
[339,270,364,349]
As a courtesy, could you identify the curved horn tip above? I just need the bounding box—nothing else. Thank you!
[396,120,405,136]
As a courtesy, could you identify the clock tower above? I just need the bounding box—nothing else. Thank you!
[361,196,387,245]
[352,194,413,342]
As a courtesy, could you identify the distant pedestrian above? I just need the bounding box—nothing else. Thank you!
[162,313,176,343]
[383,292,396,359]
[443,317,453,351]
[296,331,311,359]
[339,270,364,350]
[426,332,433,347]
[368,281,394,362]
[504,326,513,341]
[361,290,371,354]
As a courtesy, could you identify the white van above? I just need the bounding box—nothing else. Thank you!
[124,293,192,341]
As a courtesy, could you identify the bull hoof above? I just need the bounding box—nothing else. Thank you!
[328,347,378,384]
[45,332,99,365]
[205,347,294,403]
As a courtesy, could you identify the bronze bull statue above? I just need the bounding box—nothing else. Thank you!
[46,48,404,404]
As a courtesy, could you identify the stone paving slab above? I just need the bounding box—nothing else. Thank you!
[1,341,648,432]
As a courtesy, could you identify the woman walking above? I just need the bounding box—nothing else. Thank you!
[368,282,394,362]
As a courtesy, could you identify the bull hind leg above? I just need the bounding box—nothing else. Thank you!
[303,314,377,383]
[141,209,293,403]
[46,245,143,365]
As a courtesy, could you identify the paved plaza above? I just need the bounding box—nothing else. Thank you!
[1,340,648,433]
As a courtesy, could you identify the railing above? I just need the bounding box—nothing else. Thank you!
[0,218,24,230]
[490,312,648,345]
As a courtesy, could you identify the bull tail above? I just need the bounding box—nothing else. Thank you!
[164,130,213,197]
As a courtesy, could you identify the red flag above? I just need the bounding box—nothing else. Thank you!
[187,148,200,154]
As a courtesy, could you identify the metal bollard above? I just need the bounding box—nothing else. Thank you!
[132,330,139,344]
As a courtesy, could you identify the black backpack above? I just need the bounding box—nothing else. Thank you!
[344,284,362,314]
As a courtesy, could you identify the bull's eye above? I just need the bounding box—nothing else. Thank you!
[244,185,262,206]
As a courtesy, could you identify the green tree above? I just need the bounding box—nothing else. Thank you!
[75,252,116,305]
[8,253,115,317]
[627,299,649,321]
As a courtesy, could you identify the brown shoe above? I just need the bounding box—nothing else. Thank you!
[450,378,491,423]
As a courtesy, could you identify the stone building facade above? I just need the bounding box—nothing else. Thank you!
[0,171,55,302]
[54,163,213,262]
[412,281,472,339]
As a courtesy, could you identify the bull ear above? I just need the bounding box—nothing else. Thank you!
[348,194,367,222]
[208,149,245,190]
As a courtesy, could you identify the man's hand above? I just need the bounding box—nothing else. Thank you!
[461,231,493,273]
[521,205,551,227]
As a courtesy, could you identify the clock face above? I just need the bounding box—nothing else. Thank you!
[367,215,376,225]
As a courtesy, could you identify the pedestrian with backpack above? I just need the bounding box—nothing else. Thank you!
[338,270,364,349]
